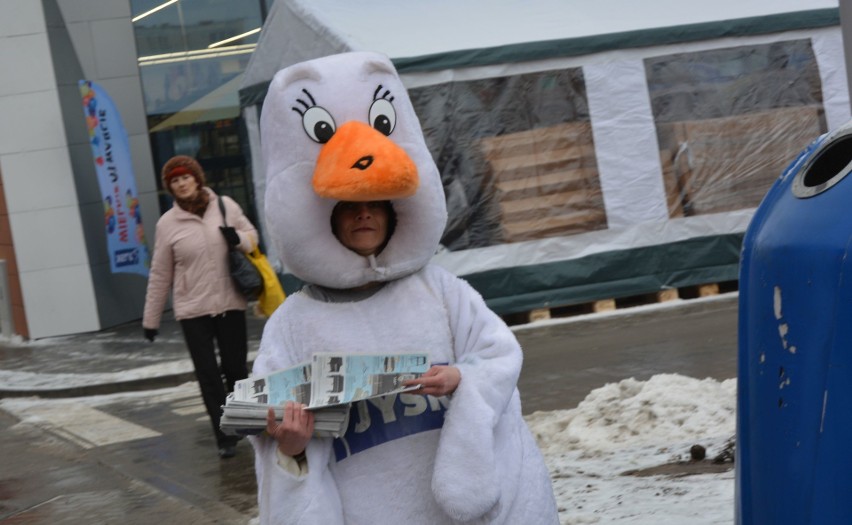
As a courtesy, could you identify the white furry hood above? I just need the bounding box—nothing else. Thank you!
[260,51,447,289]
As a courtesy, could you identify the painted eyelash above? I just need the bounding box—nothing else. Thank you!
[291,88,318,116]
[373,85,394,103]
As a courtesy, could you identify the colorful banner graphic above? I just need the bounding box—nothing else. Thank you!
[79,80,150,276]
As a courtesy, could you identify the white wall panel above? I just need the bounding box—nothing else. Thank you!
[57,0,130,24]
[0,33,54,96]
[90,17,140,79]
[0,91,67,155]
[0,0,45,38]
[64,21,97,79]
[19,265,99,338]
[1,148,78,213]
[9,205,89,272]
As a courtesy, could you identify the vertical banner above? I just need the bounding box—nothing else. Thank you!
[79,80,150,276]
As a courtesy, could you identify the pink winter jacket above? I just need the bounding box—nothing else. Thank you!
[143,188,258,329]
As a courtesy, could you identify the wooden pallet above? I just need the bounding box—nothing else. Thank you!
[479,122,607,243]
[504,281,736,326]
[659,106,826,217]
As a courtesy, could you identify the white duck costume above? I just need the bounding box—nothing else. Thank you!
[251,51,558,525]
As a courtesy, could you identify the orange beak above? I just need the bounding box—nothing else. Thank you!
[312,121,419,201]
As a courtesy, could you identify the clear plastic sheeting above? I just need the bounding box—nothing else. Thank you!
[411,38,828,251]
[409,68,601,250]
[648,39,827,217]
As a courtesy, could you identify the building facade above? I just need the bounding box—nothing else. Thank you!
[0,0,269,338]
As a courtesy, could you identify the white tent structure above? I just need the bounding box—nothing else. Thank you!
[240,0,848,315]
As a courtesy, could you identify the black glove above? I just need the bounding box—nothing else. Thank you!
[219,226,240,247]
[144,328,158,342]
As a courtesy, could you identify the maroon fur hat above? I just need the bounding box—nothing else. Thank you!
[161,155,205,193]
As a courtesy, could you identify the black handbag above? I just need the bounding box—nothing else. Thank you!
[218,197,262,299]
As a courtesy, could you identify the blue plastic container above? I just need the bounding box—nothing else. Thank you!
[737,120,852,524]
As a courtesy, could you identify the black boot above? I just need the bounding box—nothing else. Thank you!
[218,435,240,459]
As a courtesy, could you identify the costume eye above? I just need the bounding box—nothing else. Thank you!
[369,98,396,136]
[302,106,336,144]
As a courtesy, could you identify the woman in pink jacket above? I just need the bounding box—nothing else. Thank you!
[143,155,258,458]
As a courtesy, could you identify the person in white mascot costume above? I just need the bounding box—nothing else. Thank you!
[251,51,559,525]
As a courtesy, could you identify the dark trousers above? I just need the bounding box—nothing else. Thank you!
[180,310,248,447]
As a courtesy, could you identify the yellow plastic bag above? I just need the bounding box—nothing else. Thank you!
[246,247,286,317]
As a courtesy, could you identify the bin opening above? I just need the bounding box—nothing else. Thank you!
[793,135,852,198]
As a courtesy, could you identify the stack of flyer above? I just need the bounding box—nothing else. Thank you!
[221,352,431,438]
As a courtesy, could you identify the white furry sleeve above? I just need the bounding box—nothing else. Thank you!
[249,300,345,525]
[427,265,523,522]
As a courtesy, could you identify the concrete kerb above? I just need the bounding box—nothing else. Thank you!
[0,310,267,399]
[0,372,200,399]
[0,349,261,399]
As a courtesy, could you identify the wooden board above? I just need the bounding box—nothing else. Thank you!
[479,122,606,243]
[660,105,825,216]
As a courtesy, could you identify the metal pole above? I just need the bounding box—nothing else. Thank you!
[840,0,852,114]
[0,260,15,337]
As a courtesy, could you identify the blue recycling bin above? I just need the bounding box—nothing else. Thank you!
[737,119,852,524]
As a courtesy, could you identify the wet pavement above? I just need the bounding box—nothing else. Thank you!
[0,396,257,524]
[0,309,266,524]
[515,293,739,413]
[0,294,739,524]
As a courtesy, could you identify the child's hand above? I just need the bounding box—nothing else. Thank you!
[403,365,461,396]
[266,401,314,457]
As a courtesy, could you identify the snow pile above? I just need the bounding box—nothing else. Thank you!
[527,374,737,454]
[525,374,737,524]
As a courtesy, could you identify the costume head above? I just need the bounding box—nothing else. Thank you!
[161,155,206,194]
[260,51,447,289]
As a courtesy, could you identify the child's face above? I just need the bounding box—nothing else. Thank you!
[331,201,390,256]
